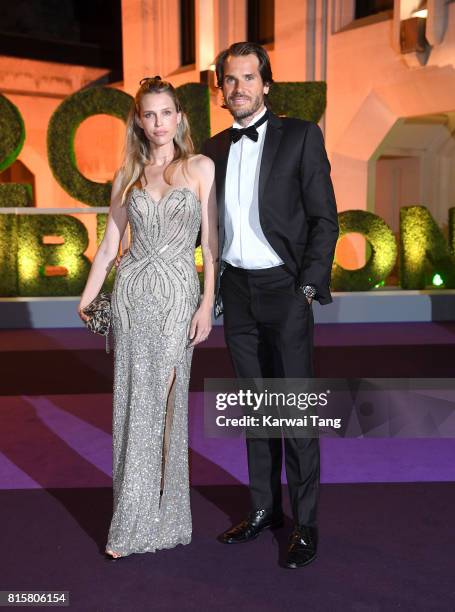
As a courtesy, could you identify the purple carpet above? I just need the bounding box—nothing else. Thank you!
[1,392,455,489]
[1,484,454,611]
[1,324,454,609]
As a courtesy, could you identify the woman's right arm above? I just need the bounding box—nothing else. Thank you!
[78,171,129,320]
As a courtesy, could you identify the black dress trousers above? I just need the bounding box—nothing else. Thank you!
[220,263,320,527]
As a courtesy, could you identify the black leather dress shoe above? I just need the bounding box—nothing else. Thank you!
[285,525,318,568]
[219,509,284,544]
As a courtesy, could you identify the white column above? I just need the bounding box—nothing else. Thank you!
[214,0,247,55]
[197,0,216,71]
[121,0,180,95]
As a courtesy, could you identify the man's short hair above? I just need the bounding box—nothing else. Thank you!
[214,41,274,91]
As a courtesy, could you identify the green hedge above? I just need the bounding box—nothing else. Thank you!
[176,83,211,153]
[400,206,455,289]
[0,93,25,172]
[449,208,455,258]
[268,82,326,122]
[18,215,91,296]
[2,206,455,296]
[0,94,32,208]
[0,183,33,207]
[0,183,32,296]
[332,210,397,291]
[0,213,18,295]
[47,86,133,207]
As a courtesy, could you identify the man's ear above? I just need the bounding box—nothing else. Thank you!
[264,83,270,95]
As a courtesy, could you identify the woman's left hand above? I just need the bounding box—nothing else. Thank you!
[188,304,212,347]
[78,302,90,323]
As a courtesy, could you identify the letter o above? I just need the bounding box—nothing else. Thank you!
[332,210,397,291]
[47,86,133,206]
[0,93,25,172]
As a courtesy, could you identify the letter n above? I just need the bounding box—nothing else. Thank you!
[400,206,455,289]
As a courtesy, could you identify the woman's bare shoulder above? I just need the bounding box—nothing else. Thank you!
[188,153,215,175]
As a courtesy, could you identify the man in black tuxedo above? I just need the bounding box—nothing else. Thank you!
[201,42,339,568]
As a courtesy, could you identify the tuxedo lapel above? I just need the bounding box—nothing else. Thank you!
[213,129,231,232]
[258,112,283,203]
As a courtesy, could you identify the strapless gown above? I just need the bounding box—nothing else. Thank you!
[105,186,201,556]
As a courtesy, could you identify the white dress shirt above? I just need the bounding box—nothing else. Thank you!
[223,107,284,269]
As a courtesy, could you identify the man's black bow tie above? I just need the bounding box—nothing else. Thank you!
[230,111,269,143]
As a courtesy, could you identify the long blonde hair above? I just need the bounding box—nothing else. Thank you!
[118,76,194,205]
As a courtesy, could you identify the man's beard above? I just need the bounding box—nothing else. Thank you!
[227,94,263,122]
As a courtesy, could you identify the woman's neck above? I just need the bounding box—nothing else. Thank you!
[148,142,175,166]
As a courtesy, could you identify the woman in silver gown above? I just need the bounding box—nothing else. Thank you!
[78,76,218,559]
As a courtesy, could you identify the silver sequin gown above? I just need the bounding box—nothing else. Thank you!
[106,187,201,556]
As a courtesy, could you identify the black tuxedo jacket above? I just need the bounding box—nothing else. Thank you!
[201,111,339,317]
